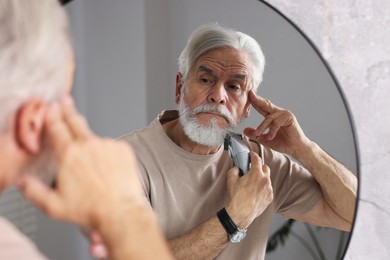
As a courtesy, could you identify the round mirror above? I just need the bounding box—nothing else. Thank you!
[145,0,359,259]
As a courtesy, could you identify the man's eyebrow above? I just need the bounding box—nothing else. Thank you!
[197,65,215,76]
[230,73,247,81]
[197,65,248,83]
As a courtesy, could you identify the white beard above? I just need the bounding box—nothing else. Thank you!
[178,93,240,147]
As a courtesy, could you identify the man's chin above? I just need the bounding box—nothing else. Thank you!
[196,114,230,128]
[184,126,228,147]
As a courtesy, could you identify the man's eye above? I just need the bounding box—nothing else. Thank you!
[201,78,212,84]
[227,84,245,96]
[227,84,240,90]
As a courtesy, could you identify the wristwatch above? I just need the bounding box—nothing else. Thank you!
[217,208,247,243]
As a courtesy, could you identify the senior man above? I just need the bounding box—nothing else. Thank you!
[0,0,173,259]
[117,24,357,260]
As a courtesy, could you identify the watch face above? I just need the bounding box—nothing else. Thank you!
[230,229,246,243]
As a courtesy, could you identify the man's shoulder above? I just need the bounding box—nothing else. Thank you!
[0,217,47,259]
[118,125,151,144]
[118,110,178,145]
[117,117,168,163]
[118,116,160,144]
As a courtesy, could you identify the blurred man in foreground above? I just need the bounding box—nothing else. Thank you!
[0,0,173,259]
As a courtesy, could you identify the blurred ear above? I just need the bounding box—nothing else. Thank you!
[175,73,184,104]
[15,100,48,154]
[243,104,251,118]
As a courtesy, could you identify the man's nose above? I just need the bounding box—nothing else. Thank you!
[207,83,227,105]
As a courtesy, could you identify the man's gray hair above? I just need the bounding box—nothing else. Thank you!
[0,0,70,130]
[178,23,265,92]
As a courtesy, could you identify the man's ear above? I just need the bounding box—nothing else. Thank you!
[243,104,251,118]
[175,73,184,104]
[15,99,48,154]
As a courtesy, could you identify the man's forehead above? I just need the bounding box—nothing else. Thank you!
[193,48,252,75]
[195,64,250,82]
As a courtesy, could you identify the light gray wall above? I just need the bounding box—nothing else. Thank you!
[33,0,359,259]
[71,0,147,137]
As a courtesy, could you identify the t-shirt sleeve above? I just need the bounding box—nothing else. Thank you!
[264,146,322,218]
[136,160,154,208]
[119,133,153,208]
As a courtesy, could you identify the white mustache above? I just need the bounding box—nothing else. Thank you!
[192,104,234,125]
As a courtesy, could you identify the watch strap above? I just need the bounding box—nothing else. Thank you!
[217,208,237,236]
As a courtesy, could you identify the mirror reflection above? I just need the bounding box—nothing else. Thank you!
[32,0,358,259]
[140,1,358,259]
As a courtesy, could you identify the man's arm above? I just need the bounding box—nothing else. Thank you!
[292,141,357,230]
[244,90,357,231]
[169,152,273,259]
[169,216,229,259]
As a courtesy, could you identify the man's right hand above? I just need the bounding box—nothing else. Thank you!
[225,152,273,229]
[17,96,174,260]
[18,96,145,229]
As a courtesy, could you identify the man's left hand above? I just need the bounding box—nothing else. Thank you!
[243,90,311,157]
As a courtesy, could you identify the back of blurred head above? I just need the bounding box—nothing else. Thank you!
[0,0,73,191]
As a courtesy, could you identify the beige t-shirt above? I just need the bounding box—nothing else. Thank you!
[120,110,321,260]
[0,217,47,260]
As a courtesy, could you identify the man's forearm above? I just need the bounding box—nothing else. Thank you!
[294,141,358,223]
[169,216,229,260]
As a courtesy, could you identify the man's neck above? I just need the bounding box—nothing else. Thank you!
[162,119,221,155]
[0,131,27,192]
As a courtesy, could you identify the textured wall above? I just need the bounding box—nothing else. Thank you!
[263,0,390,259]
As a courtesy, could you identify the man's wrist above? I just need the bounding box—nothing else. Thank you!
[291,139,317,161]
[92,197,151,234]
[96,202,156,245]
[217,208,247,243]
[224,205,251,228]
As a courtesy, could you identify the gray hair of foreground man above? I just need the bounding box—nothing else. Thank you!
[178,24,265,91]
[0,0,70,130]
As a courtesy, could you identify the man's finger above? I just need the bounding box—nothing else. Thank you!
[90,230,104,243]
[243,128,256,138]
[17,175,65,219]
[249,152,262,170]
[255,117,273,136]
[89,230,108,258]
[90,243,108,259]
[262,164,270,177]
[45,102,73,158]
[266,123,281,140]
[61,96,92,140]
[227,167,240,187]
[248,90,273,117]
